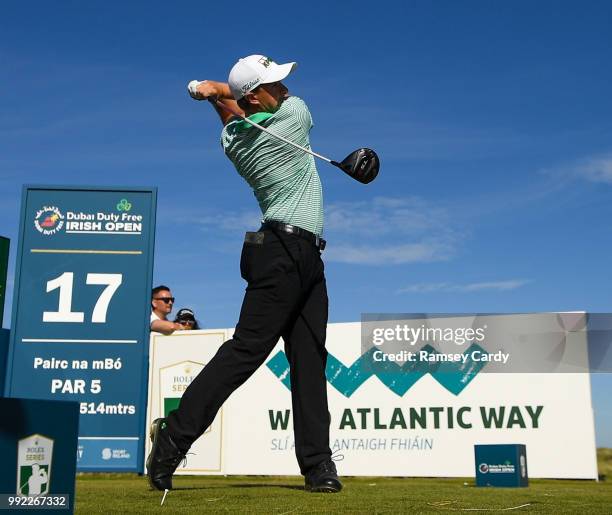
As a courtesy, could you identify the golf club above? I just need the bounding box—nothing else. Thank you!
[206,96,380,184]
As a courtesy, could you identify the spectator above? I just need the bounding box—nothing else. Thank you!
[174,308,200,330]
[150,285,186,335]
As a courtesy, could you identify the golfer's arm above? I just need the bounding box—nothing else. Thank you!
[150,319,182,335]
[207,81,243,126]
[213,99,242,126]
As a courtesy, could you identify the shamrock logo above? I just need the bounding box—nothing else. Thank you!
[116,199,132,212]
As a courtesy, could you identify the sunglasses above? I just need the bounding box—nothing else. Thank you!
[154,297,175,304]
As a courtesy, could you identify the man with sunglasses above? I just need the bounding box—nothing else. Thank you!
[147,55,341,495]
[150,285,187,335]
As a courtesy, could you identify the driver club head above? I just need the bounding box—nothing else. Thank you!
[333,148,380,184]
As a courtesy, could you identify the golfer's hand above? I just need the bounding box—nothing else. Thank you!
[187,80,218,101]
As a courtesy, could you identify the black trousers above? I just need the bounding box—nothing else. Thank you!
[166,227,331,474]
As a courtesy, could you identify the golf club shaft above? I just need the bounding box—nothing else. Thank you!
[210,98,333,164]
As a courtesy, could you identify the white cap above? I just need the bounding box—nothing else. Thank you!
[228,55,297,100]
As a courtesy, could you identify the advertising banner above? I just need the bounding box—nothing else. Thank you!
[5,186,157,472]
[147,315,598,479]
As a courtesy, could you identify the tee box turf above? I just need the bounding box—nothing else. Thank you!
[475,444,529,487]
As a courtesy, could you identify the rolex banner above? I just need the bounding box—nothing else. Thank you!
[0,398,78,513]
[146,315,598,479]
[147,331,225,473]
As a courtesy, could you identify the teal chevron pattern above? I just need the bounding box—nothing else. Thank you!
[266,343,487,397]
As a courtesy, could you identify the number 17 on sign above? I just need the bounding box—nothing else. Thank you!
[43,272,122,324]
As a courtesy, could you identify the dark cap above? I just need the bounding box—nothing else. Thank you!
[175,308,196,321]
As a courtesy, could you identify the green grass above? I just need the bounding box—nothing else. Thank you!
[75,474,612,514]
[597,448,612,479]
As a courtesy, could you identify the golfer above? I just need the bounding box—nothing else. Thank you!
[147,54,341,493]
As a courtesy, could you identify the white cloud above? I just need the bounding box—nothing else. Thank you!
[398,279,530,294]
[574,156,612,184]
[325,241,453,265]
[325,196,450,236]
[192,211,263,232]
[542,154,612,185]
[324,196,461,265]
[159,196,463,266]
[162,208,262,232]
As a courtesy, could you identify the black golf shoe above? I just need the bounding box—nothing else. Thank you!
[304,459,343,493]
[146,418,186,491]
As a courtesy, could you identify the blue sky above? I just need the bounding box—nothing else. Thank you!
[1,1,611,445]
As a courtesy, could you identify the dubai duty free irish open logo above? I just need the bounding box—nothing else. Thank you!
[34,206,64,236]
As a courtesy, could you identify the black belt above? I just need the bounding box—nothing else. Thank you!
[262,221,326,251]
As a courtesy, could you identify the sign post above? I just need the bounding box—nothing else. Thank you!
[0,236,9,327]
[4,186,157,472]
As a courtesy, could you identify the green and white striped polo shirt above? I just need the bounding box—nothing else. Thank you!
[221,96,324,236]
